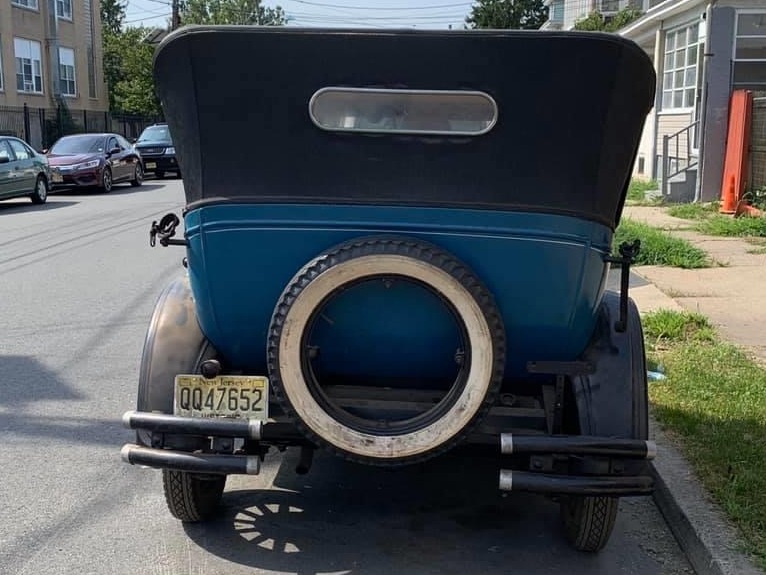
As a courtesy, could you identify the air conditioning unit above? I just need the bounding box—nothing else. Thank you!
[24,82,34,92]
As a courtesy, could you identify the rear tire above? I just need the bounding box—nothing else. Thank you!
[560,496,619,552]
[162,469,226,522]
[559,295,648,552]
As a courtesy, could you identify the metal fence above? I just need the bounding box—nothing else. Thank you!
[0,103,163,151]
[751,93,766,190]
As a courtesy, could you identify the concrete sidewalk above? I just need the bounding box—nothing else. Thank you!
[617,205,765,575]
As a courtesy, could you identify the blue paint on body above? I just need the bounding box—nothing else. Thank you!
[184,204,613,381]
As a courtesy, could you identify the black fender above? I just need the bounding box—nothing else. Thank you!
[572,291,648,440]
[136,275,217,447]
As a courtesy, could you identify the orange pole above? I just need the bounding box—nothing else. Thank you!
[719,90,753,213]
[721,175,737,214]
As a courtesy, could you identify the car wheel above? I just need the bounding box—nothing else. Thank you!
[560,496,619,552]
[131,162,143,187]
[30,175,48,205]
[267,235,506,467]
[155,170,165,180]
[162,469,226,522]
[100,167,113,193]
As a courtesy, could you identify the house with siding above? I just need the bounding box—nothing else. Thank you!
[0,0,109,147]
[541,0,766,201]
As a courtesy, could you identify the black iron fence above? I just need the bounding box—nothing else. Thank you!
[0,103,162,151]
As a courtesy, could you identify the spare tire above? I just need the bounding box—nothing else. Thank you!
[267,236,506,466]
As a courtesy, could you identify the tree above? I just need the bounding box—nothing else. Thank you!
[108,27,162,116]
[573,7,643,32]
[101,0,126,36]
[465,0,548,30]
[179,0,286,26]
[101,0,127,112]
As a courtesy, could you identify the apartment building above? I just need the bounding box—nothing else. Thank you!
[0,0,108,111]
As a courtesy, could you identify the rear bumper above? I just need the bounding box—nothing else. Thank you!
[121,410,655,496]
[141,156,179,173]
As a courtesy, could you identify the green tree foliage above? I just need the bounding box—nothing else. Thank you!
[465,0,548,30]
[100,0,126,112]
[573,7,643,32]
[108,27,162,116]
[180,0,286,25]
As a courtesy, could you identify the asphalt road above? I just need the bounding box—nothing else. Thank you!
[0,179,694,575]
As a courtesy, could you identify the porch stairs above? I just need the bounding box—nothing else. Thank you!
[660,121,699,203]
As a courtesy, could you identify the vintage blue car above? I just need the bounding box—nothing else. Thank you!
[121,25,657,553]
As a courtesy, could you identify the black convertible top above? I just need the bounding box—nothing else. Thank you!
[154,26,655,229]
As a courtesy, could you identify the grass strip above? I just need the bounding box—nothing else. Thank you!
[643,309,766,569]
[613,219,711,268]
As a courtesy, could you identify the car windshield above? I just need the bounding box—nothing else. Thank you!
[50,136,105,155]
[138,126,172,143]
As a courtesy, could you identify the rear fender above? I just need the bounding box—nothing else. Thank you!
[572,291,648,440]
[136,275,217,447]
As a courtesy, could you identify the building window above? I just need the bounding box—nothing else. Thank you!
[661,22,700,111]
[56,0,72,19]
[59,47,76,96]
[14,38,43,94]
[733,12,766,88]
[11,0,39,9]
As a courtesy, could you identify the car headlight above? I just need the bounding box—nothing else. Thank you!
[74,159,101,170]
[164,147,175,155]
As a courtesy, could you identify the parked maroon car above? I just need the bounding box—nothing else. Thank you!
[47,133,143,193]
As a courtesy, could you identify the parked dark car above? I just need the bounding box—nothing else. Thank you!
[47,133,143,193]
[0,135,51,205]
[133,123,180,179]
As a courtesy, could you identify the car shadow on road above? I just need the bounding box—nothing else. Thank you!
[51,183,167,197]
[0,199,79,214]
[181,447,670,575]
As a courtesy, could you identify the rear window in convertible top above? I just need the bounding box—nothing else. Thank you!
[309,87,497,136]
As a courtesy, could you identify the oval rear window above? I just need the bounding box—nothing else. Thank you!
[309,87,497,136]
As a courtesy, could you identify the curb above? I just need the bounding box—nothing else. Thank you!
[626,272,764,575]
[649,417,763,575]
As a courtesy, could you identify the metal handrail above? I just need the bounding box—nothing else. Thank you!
[661,120,699,197]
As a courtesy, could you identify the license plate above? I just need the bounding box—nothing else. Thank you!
[174,375,269,419]
[145,162,156,169]
[52,173,63,183]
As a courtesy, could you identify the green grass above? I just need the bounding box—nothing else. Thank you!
[626,179,661,204]
[613,219,712,268]
[666,202,720,220]
[695,215,766,238]
[642,309,766,569]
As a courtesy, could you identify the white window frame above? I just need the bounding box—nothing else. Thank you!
[14,38,43,95]
[11,0,39,10]
[58,47,77,97]
[732,11,766,88]
[660,21,701,113]
[56,0,73,20]
[0,38,4,92]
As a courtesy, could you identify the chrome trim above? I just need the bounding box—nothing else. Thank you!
[499,469,513,491]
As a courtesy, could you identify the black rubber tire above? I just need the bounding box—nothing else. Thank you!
[30,175,48,204]
[267,235,506,467]
[560,296,647,552]
[100,166,113,193]
[162,469,226,522]
[155,170,165,180]
[131,163,143,187]
[560,496,619,553]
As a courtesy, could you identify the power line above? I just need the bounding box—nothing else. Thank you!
[286,0,472,9]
